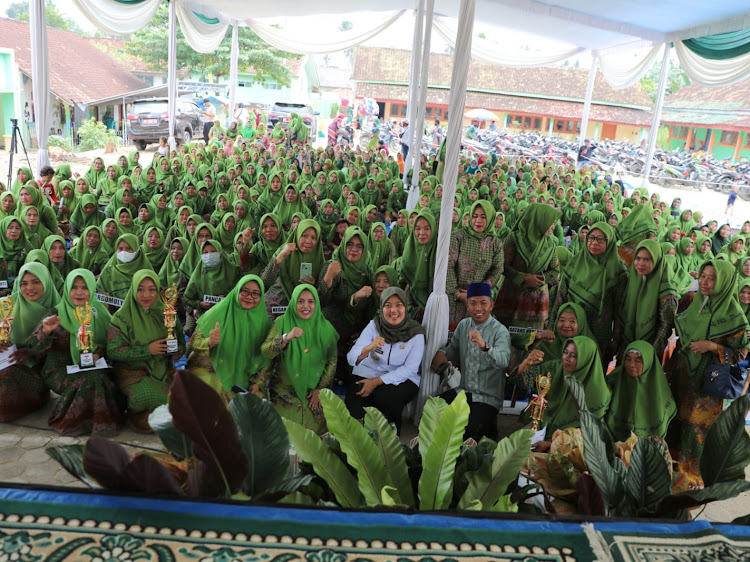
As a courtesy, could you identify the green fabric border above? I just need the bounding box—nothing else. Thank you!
[683,29,750,60]
[191,10,220,25]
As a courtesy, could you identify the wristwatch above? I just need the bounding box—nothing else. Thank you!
[482,342,490,352]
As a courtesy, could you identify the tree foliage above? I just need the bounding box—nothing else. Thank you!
[640,59,691,102]
[6,0,83,34]
[121,2,298,85]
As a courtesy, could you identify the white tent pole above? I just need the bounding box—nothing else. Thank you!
[409,0,435,196]
[642,44,671,187]
[414,0,475,422]
[577,56,597,161]
[228,21,239,126]
[122,96,127,145]
[167,0,177,150]
[29,0,50,174]
[403,0,424,190]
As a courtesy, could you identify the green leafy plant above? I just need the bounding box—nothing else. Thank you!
[46,134,72,151]
[47,372,300,500]
[284,389,534,511]
[76,118,119,152]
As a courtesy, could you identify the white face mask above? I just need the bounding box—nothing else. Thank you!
[117,250,136,263]
[201,252,221,268]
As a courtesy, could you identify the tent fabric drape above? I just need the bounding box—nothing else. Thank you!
[683,28,750,60]
[72,0,161,35]
[228,23,239,124]
[30,0,50,174]
[175,4,229,53]
[675,40,750,87]
[596,43,664,90]
[432,15,584,67]
[404,0,426,210]
[415,0,475,423]
[167,0,177,150]
[245,10,406,55]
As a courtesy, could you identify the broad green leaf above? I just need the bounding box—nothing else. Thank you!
[381,485,399,506]
[279,491,316,505]
[46,445,100,488]
[657,480,750,516]
[282,418,363,508]
[579,409,624,515]
[364,406,415,506]
[491,494,518,513]
[700,395,750,486]
[624,437,672,512]
[458,429,534,510]
[418,395,448,459]
[320,389,392,506]
[418,391,470,510]
[148,405,193,460]
[464,499,483,510]
[229,392,290,496]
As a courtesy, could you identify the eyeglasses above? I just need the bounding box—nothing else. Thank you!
[587,235,607,244]
[239,289,262,299]
[346,242,364,251]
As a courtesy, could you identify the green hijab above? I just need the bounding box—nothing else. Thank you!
[535,302,595,362]
[72,226,109,272]
[55,269,112,365]
[141,226,169,271]
[197,274,271,391]
[185,239,240,300]
[158,237,188,289]
[512,202,561,273]
[96,233,154,302]
[619,239,679,345]
[178,221,216,278]
[605,341,676,441]
[541,336,611,438]
[399,210,437,310]
[110,270,170,380]
[675,260,750,374]
[12,262,60,345]
[278,219,324,301]
[274,284,339,402]
[464,200,496,240]
[331,227,371,294]
[367,222,392,270]
[0,216,28,278]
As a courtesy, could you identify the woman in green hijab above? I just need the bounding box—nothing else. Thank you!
[273,184,311,230]
[187,274,271,400]
[0,216,29,289]
[0,262,55,421]
[261,219,324,317]
[398,210,437,318]
[518,302,596,368]
[96,233,155,309]
[718,234,746,266]
[69,194,105,242]
[666,260,749,486]
[184,240,241,327]
[141,226,168,272]
[446,200,505,328]
[495,202,561,341]
[367,222,396,271]
[510,335,610,440]
[100,218,119,256]
[158,237,187,295]
[605,341,676,441]
[27,269,122,435]
[21,206,53,250]
[253,284,338,434]
[44,234,78,279]
[0,192,17,222]
[72,226,109,276]
[108,270,186,432]
[554,221,627,359]
[616,239,679,359]
[24,249,64,295]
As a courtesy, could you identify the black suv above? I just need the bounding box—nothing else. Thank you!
[127,98,203,149]
[267,102,317,134]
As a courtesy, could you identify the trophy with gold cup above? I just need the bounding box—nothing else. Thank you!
[530,373,551,432]
[0,296,14,344]
[74,303,95,368]
[162,283,179,355]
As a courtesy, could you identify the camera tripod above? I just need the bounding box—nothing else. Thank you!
[7,118,31,189]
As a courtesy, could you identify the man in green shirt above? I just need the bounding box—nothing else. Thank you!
[432,282,511,440]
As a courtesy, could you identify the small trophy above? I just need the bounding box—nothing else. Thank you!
[530,373,551,432]
[162,283,179,355]
[0,296,13,343]
[74,303,95,368]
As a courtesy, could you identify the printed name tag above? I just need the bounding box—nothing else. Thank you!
[0,281,7,289]
[203,295,223,304]
[96,293,123,307]
[271,306,287,315]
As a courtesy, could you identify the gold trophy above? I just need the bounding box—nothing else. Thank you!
[530,373,551,432]
[74,303,95,368]
[162,283,179,355]
[0,296,13,343]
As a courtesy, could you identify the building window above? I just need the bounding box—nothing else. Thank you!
[425,107,433,119]
[390,103,402,117]
[566,120,574,132]
[719,130,739,145]
[533,117,541,129]
[434,107,442,120]
[523,116,531,128]
[671,126,689,139]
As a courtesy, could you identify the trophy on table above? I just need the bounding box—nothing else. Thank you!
[74,303,95,368]
[530,373,551,432]
[0,296,13,343]
[162,283,179,355]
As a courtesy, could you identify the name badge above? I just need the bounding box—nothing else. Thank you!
[0,281,8,289]
[96,293,123,308]
[271,306,288,315]
[203,295,223,304]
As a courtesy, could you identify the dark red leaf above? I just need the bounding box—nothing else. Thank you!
[576,473,606,516]
[168,371,249,496]
[83,437,132,489]
[121,454,185,496]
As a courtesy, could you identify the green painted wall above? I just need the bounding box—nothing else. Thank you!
[668,126,750,160]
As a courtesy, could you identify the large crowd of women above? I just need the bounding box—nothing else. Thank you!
[0,112,748,487]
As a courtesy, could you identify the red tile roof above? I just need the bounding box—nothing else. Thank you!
[353,47,653,108]
[0,18,148,104]
[356,81,652,127]
[662,77,750,131]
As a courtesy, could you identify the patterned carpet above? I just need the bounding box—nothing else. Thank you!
[0,486,748,561]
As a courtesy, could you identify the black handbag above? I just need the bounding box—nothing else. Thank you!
[701,348,746,399]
